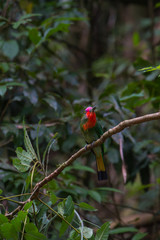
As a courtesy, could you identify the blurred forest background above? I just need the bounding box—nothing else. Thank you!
[1,0,160,239]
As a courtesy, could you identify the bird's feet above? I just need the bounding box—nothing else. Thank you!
[85,141,95,150]
[85,144,88,150]
[91,141,95,148]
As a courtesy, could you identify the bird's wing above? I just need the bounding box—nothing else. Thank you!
[94,122,104,155]
[95,122,103,138]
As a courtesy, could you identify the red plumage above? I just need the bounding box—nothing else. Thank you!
[83,111,96,131]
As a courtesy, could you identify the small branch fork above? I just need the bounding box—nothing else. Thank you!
[5,111,160,219]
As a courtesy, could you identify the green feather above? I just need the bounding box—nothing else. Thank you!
[80,120,104,155]
[80,113,107,180]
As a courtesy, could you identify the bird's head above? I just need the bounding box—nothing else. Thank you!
[85,106,96,113]
[82,106,96,130]
[85,106,96,122]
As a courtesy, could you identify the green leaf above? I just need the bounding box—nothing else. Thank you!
[43,96,58,111]
[13,13,41,29]
[17,211,28,221]
[88,236,95,240]
[72,164,96,173]
[107,147,119,163]
[132,232,148,240]
[97,187,123,194]
[14,149,32,171]
[24,201,33,211]
[55,16,86,22]
[0,214,8,225]
[134,57,150,69]
[44,23,70,39]
[99,84,116,99]
[62,135,78,153]
[133,32,140,46]
[134,140,152,153]
[25,223,38,233]
[0,189,3,195]
[11,217,21,233]
[29,28,41,45]
[47,179,59,191]
[19,13,42,21]
[121,82,141,97]
[64,196,74,216]
[120,92,144,101]
[109,227,138,234]
[59,210,74,236]
[24,232,47,240]
[0,82,25,97]
[1,82,25,87]
[2,40,19,60]
[80,227,93,238]
[24,129,37,160]
[0,222,18,240]
[0,62,9,73]
[12,157,30,172]
[67,230,79,240]
[155,2,160,8]
[78,202,97,211]
[95,222,110,240]
[0,85,7,96]
[16,147,33,165]
[88,190,101,203]
[139,65,160,72]
[0,16,9,22]
[50,193,57,205]
[58,201,65,216]
[146,70,159,81]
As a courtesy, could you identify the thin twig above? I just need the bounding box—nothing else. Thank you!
[50,37,88,57]
[0,193,31,201]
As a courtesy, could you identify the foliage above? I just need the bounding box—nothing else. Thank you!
[0,0,160,239]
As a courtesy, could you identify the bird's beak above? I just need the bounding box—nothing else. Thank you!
[92,106,96,112]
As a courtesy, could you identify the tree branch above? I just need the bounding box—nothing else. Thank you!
[5,111,160,219]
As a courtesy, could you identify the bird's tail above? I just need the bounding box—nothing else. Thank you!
[96,154,107,180]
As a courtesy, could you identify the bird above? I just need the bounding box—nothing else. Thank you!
[80,106,107,180]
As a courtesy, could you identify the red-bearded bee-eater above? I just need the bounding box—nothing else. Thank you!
[80,106,107,180]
